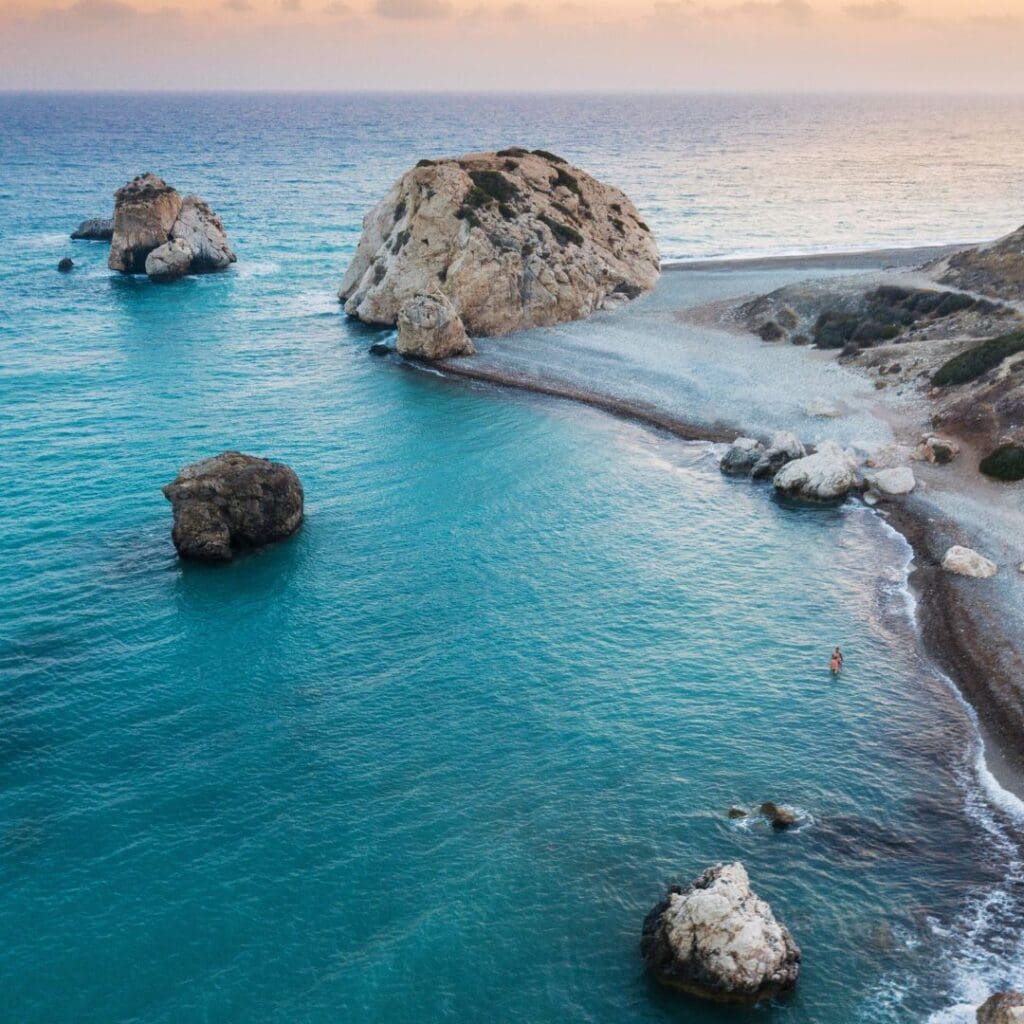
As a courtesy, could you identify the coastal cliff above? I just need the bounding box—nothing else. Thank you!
[338,149,660,344]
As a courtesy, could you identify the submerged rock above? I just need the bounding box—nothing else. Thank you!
[760,802,798,829]
[162,451,303,563]
[773,441,858,501]
[641,862,800,1004]
[977,992,1024,1024]
[57,257,74,273]
[727,807,748,819]
[720,437,765,476]
[71,217,114,241]
[368,341,393,356]
[108,173,235,280]
[338,149,660,337]
[396,293,476,361]
[942,545,997,578]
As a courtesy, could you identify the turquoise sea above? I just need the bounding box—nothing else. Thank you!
[4,93,1024,1023]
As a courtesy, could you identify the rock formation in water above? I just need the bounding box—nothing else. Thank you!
[108,173,235,281]
[760,802,797,829]
[396,293,476,360]
[57,257,74,273]
[942,545,998,579]
[338,148,660,351]
[71,217,113,241]
[720,432,805,480]
[773,442,859,501]
[930,224,1024,303]
[162,451,303,563]
[977,992,1024,1024]
[641,862,800,1004]
[720,437,764,476]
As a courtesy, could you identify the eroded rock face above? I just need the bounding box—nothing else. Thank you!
[396,293,477,360]
[339,149,660,337]
[108,173,235,280]
[942,545,998,578]
[641,862,800,1004]
[71,217,113,240]
[933,225,1024,303]
[773,441,858,501]
[145,238,193,282]
[977,992,1024,1024]
[109,174,183,274]
[162,451,303,563]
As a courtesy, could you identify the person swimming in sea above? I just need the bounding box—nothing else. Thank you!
[830,647,844,674]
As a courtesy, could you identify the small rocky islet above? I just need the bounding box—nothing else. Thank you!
[337,148,661,357]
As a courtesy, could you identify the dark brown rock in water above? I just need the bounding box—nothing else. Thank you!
[727,807,748,819]
[57,257,74,272]
[162,451,303,563]
[71,217,113,241]
[760,802,798,829]
[977,992,1024,1024]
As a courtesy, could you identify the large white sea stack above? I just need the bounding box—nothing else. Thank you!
[338,148,660,348]
[640,862,800,1004]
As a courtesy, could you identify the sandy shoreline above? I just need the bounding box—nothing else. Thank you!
[428,247,1024,800]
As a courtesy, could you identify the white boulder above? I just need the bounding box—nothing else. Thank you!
[870,466,916,497]
[145,238,193,282]
[751,431,806,480]
[720,437,765,476]
[641,862,800,1004]
[942,546,998,578]
[773,441,858,501]
[396,294,476,361]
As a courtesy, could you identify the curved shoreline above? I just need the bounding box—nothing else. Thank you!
[425,353,1024,804]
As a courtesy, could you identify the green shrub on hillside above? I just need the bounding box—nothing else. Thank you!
[979,444,1024,481]
[933,331,1024,386]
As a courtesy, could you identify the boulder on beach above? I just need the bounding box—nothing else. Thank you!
[773,441,858,501]
[71,217,113,241]
[641,862,800,1004]
[162,451,303,563]
[752,431,806,481]
[942,545,998,578]
[720,437,765,476]
[915,435,960,465]
[338,149,660,341]
[396,293,477,361]
[109,173,235,281]
[869,466,916,497]
[977,992,1024,1024]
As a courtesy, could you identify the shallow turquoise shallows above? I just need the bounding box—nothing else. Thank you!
[4,94,1024,1024]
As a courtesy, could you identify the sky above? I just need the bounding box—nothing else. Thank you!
[1,0,1023,91]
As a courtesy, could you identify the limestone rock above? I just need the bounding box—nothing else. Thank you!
[396,293,476,361]
[109,173,183,274]
[145,238,193,282]
[170,195,236,272]
[916,435,960,465]
[720,437,765,476]
[641,862,800,1004]
[338,149,660,337]
[108,173,234,280]
[71,217,113,240]
[978,992,1024,1024]
[57,257,74,273]
[942,545,997,578]
[773,441,858,501]
[162,451,303,563]
[806,399,844,418]
[869,466,916,497]
[752,432,807,481]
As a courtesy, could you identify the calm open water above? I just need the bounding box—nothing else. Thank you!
[4,93,1024,1023]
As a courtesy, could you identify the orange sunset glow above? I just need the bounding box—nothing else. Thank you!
[1,0,1022,90]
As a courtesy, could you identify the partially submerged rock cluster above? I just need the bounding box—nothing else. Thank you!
[338,148,660,356]
[109,173,236,282]
[641,862,800,1004]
